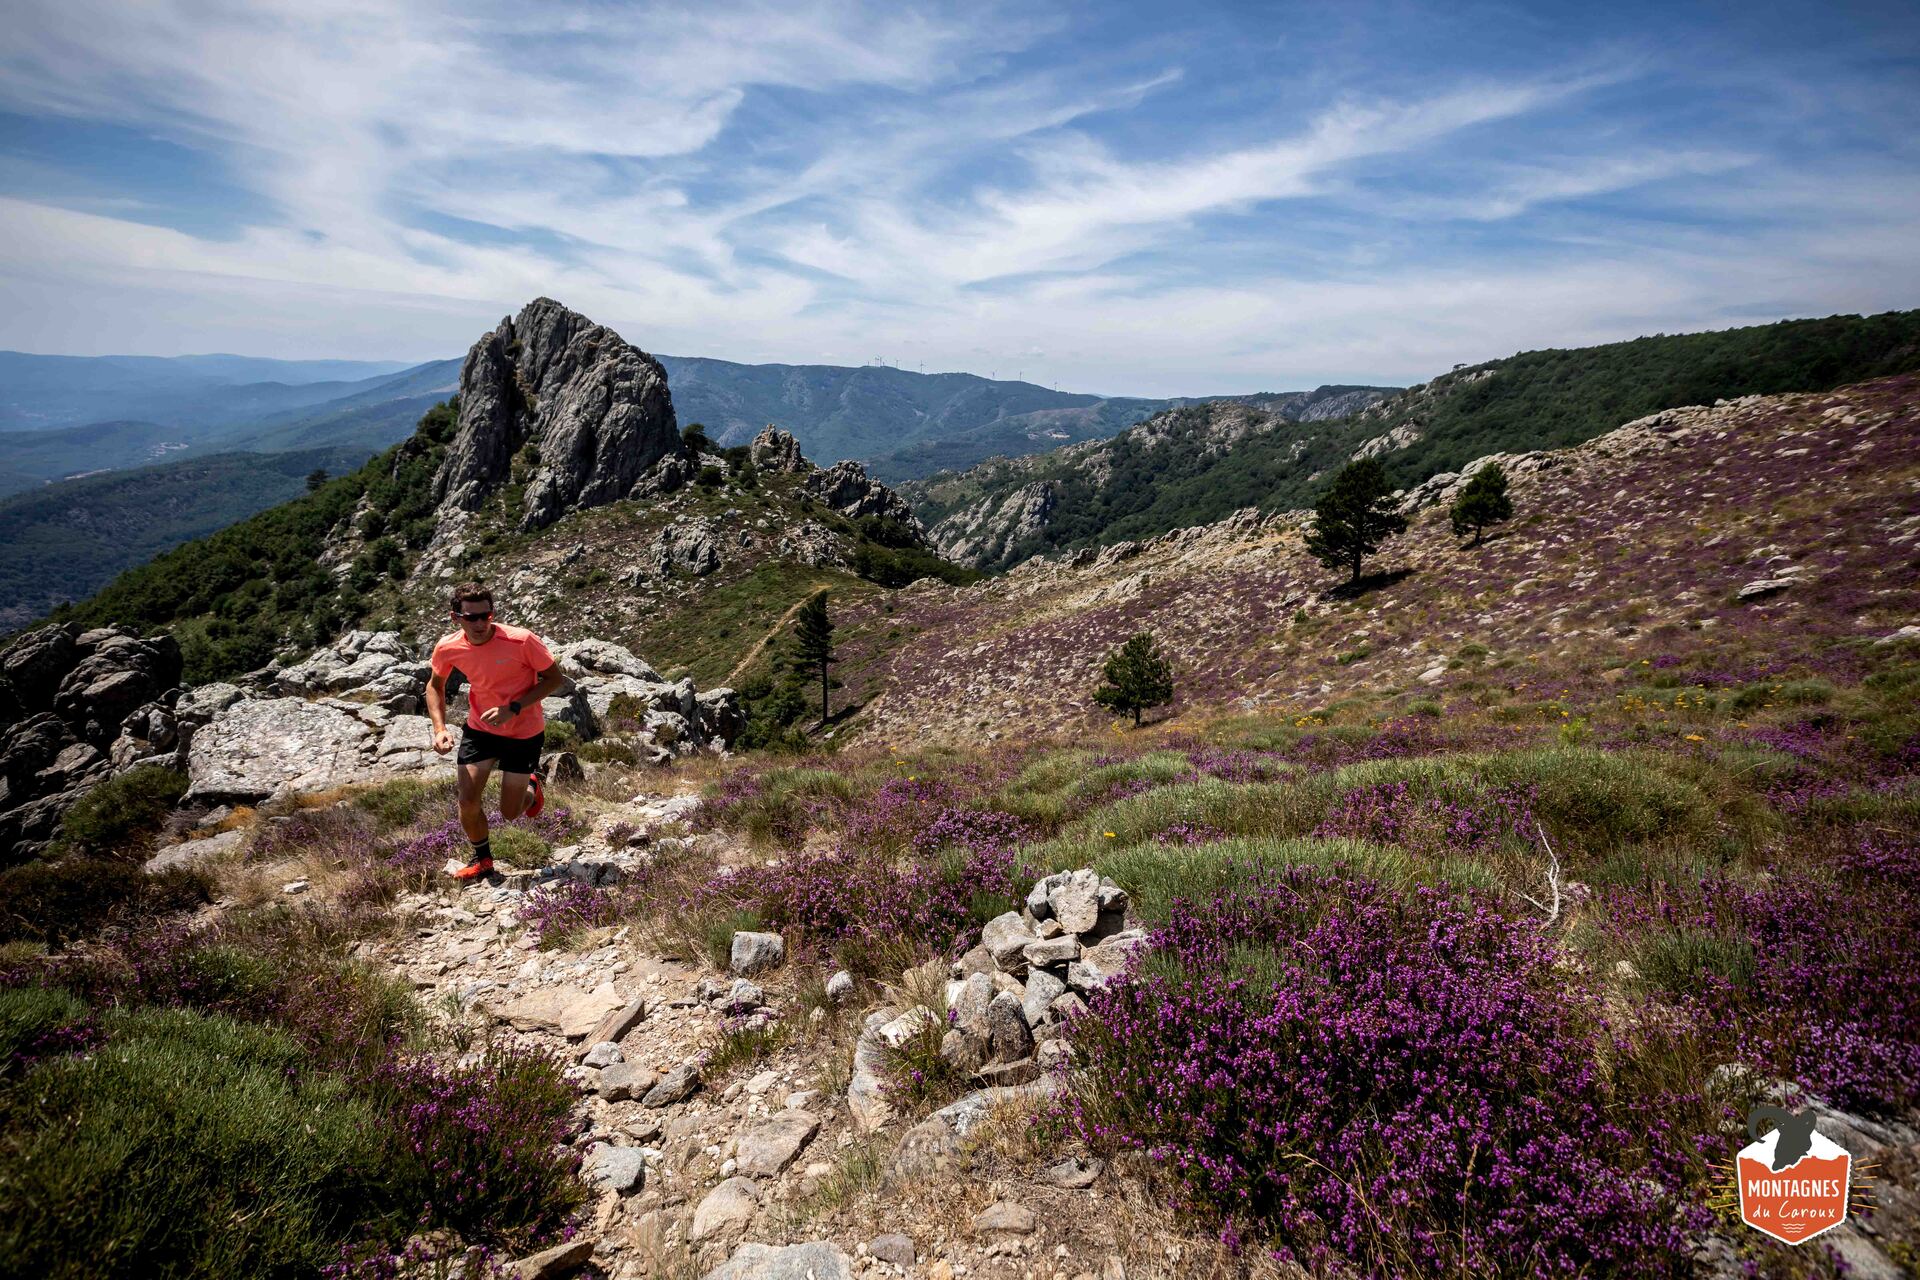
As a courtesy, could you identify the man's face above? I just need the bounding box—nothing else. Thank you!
[453,600,493,638]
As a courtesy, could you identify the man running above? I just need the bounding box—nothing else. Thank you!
[426,582,568,882]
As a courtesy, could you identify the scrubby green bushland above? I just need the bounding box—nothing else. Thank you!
[50,400,456,682]
[54,765,188,855]
[0,859,209,946]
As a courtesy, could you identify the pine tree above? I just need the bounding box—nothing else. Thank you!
[1304,458,1408,585]
[791,590,836,723]
[1449,462,1514,546]
[305,468,329,492]
[1092,632,1175,727]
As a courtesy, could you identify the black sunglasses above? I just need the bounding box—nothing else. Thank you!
[453,609,493,622]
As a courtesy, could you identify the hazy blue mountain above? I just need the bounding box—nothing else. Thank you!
[0,446,370,630]
[654,355,1183,472]
[0,351,414,431]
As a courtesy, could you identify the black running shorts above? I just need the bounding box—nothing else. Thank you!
[456,724,545,775]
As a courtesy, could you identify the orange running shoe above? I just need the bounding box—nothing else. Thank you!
[524,772,545,819]
[450,855,494,881]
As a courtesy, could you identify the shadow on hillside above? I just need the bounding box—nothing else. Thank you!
[1322,567,1416,601]
[815,701,866,732]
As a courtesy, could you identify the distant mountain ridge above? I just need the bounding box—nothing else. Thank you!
[42,300,955,696]
[907,309,1920,570]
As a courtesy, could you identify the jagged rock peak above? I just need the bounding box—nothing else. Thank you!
[803,459,923,530]
[434,298,682,531]
[748,425,808,474]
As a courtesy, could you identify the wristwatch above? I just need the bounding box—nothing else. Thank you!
[508,698,523,715]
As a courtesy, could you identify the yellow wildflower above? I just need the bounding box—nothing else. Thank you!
[1103,832,1117,838]
[1684,734,1704,742]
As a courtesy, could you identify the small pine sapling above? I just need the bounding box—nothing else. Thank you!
[1093,632,1175,727]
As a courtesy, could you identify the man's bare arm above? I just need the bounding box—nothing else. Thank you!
[426,670,453,753]
[521,664,568,708]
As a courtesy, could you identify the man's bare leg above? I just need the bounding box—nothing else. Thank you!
[456,760,496,842]
[452,760,500,879]
[499,771,531,821]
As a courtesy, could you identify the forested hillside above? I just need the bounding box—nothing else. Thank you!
[909,309,1920,570]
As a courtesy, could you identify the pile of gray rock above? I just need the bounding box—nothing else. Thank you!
[0,624,186,856]
[846,869,1148,1131]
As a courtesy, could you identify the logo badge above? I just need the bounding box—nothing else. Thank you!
[1738,1106,1850,1245]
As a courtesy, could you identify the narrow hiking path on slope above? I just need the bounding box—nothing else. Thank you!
[725,594,814,686]
[314,778,1178,1280]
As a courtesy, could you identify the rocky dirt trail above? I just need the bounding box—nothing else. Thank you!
[350,783,1176,1280]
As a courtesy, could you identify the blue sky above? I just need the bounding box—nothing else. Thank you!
[0,0,1916,396]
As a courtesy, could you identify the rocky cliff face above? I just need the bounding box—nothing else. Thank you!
[0,625,185,857]
[435,297,683,531]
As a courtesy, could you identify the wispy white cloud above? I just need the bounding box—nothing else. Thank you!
[0,0,1914,394]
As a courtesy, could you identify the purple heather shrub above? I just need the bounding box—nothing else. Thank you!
[387,806,577,880]
[1601,874,1920,1115]
[840,775,963,854]
[1154,821,1229,846]
[519,878,627,943]
[693,770,766,832]
[40,917,410,1076]
[1313,780,1539,860]
[697,812,1026,959]
[368,1045,584,1248]
[1839,830,1920,878]
[324,1231,509,1280]
[1068,866,1696,1276]
[1178,747,1289,784]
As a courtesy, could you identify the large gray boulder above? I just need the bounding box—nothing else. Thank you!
[434,297,682,531]
[52,631,182,744]
[553,639,660,683]
[185,698,379,804]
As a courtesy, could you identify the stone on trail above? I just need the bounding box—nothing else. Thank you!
[584,1142,646,1194]
[595,1061,654,1101]
[1021,969,1068,1027]
[729,930,785,975]
[579,996,647,1055]
[973,1200,1037,1236]
[1047,869,1103,935]
[508,1236,595,1279]
[987,990,1033,1063]
[641,1059,701,1107]
[1021,935,1079,968]
[689,1176,761,1243]
[980,911,1037,970]
[825,969,855,1002]
[701,1240,853,1280]
[868,1234,917,1267]
[500,982,627,1039]
[734,1108,820,1177]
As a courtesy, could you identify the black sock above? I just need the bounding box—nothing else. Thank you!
[470,838,491,863]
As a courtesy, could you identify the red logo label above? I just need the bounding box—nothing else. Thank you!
[1738,1107,1850,1245]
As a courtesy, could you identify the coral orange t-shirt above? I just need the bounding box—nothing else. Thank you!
[430,622,555,738]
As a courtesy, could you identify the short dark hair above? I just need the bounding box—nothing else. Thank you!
[450,582,494,612]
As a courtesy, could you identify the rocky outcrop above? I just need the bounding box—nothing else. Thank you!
[435,297,683,531]
[927,480,1057,566]
[178,633,744,800]
[0,624,186,859]
[1350,421,1422,461]
[803,459,923,529]
[0,626,746,834]
[747,426,807,474]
